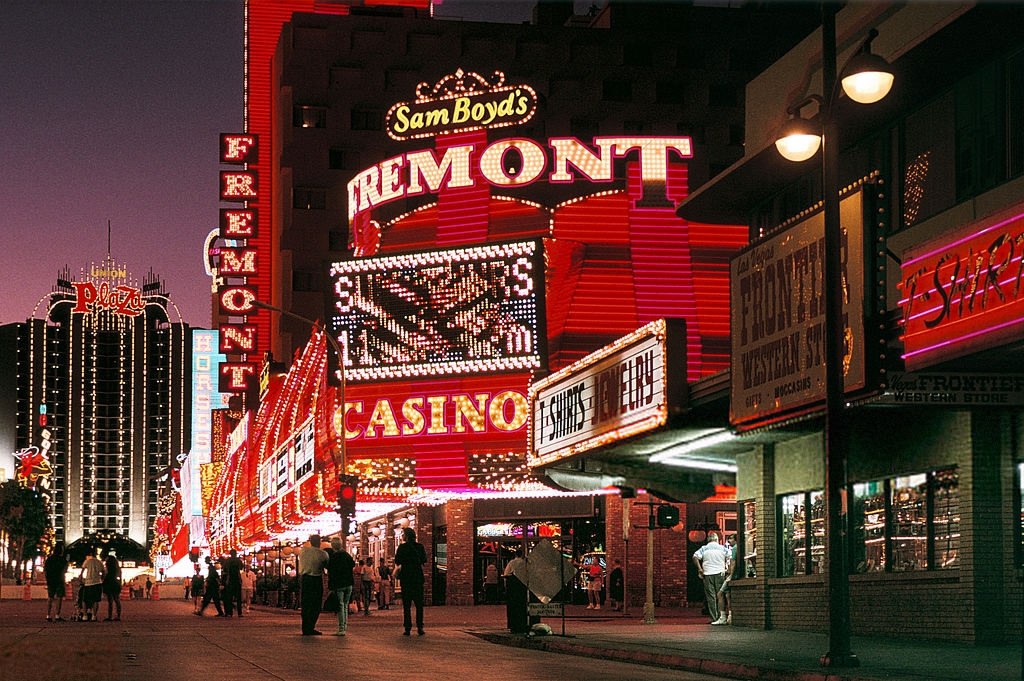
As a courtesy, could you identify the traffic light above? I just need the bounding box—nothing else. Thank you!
[656,504,680,528]
[337,474,359,529]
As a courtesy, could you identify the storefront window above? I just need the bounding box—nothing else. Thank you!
[851,480,886,573]
[741,500,756,578]
[809,490,825,574]
[933,468,959,569]
[1019,463,1024,566]
[778,492,807,577]
[850,467,959,573]
[891,473,928,571]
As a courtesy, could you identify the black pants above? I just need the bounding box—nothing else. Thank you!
[505,576,528,633]
[401,581,424,633]
[300,575,323,634]
[200,590,223,616]
[223,583,242,617]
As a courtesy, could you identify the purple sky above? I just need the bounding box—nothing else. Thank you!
[1,0,244,328]
[0,0,578,328]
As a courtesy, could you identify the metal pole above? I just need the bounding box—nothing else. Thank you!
[820,3,857,668]
[622,497,630,617]
[642,500,656,625]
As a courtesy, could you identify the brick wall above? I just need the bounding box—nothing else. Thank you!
[413,506,434,605]
[445,498,475,605]
[731,410,1024,644]
[604,494,688,608]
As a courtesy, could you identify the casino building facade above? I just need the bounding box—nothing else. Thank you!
[0,257,191,554]
[200,0,822,607]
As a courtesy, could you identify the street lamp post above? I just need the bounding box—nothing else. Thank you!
[774,4,893,669]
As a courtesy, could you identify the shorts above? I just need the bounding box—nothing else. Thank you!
[82,583,103,605]
[103,581,121,597]
[47,581,66,599]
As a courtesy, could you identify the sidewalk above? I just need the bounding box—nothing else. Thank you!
[467,605,1022,681]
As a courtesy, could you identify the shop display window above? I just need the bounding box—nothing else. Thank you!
[1019,463,1024,566]
[932,468,959,569]
[891,473,929,571]
[851,480,886,573]
[778,491,820,577]
[849,467,959,573]
[740,500,756,578]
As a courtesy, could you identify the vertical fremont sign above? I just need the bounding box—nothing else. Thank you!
[218,133,260,392]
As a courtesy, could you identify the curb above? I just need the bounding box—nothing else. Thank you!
[471,631,882,681]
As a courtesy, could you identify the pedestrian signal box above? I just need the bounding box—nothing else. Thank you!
[656,504,680,527]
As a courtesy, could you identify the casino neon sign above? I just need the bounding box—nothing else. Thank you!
[217,133,260,392]
[348,136,692,224]
[385,69,538,141]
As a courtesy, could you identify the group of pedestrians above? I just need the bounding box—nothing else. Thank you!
[191,549,255,617]
[296,527,427,637]
[43,542,124,623]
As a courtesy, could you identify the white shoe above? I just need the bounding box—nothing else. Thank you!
[711,616,727,625]
[594,605,600,610]
[586,604,593,609]
[726,613,732,624]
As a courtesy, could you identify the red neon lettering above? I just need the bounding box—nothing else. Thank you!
[221,364,256,391]
[71,282,97,313]
[220,249,258,275]
[219,287,255,313]
[221,209,257,238]
[221,172,258,200]
[221,135,257,163]
[71,282,144,316]
[220,325,257,352]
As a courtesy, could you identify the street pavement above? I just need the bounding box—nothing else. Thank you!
[0,596,1019,681]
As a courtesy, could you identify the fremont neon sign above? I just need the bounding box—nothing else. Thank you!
[347,136,692,224]
[217,133,260,392]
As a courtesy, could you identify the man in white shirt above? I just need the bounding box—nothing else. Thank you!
[692,532,731,625]
[297,535,329,635]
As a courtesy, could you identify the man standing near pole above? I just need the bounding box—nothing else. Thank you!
[692,532,731,625]
[297,535,329,635]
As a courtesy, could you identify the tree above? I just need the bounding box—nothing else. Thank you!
[0,481,50,581]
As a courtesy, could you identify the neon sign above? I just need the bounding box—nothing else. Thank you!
[385,69,538,141]
[336,389,528,443]
[70,281,145,316]
[901,205,1024,370]
[347,136,692,224]
[217,133,260,393]
[329,240,545,381]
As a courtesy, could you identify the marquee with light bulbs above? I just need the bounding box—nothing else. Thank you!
[206,18,749,546]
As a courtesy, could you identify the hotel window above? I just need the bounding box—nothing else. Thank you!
[777,490,825,577]
[655,80,688,106]
[329,148,360,171]
[350,109,382,131]
[602,80,632,103]
[850,467,959,572]
[623,42,652,67]
[292,270,318,293]
[293,188,326,210]
[328,230,348,252]
[293,105,327,129]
